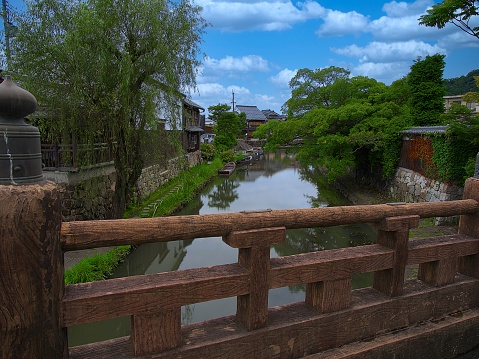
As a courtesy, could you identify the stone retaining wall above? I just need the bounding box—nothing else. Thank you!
[43,163,116,221]
[388,167,464,224]
[43,150,202,222]
[134,150,202,201]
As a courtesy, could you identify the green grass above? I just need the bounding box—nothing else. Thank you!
[124,157,223,218]
[65,158,224,284]
[64,246,131,285]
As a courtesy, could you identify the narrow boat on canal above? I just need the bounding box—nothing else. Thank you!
[218,161,236,176]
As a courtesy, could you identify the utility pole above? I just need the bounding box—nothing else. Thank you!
[231,89,236,112]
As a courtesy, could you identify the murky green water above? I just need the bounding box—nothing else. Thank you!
[68,151,377,346]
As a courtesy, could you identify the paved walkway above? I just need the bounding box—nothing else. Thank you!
[64,247,114,270]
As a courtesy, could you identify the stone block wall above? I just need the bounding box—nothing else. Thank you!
[43,151,203,222]
[388,167,464,224]
[134,150,202,201]
[43,163,116,222]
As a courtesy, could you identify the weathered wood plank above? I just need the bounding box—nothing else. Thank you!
[459,254,479,279]
[373,215,419,232]
[68,277,479,359]
[418,258,457,287]
[408,235,479,264]
[459,178,479,278]
[61,200,479,250]
[269,245,394,289]
[373,216,417,297]
[131,308,182,355]
[306,278,352,313]
[62,264,250,327]
[237,245,270,330]
[0,183,68,359]
[459,178,479,238]
[63,234,479,329]
[223,227,285,248]
[317,308,479,359]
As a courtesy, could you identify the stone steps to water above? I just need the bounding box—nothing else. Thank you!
[139,185,181,218]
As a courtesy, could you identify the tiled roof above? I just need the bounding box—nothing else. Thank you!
[402,126,449,135]
[236,105,267,121]
[185,126,204,132]
[262,109,279,117]
[183,97,205,111]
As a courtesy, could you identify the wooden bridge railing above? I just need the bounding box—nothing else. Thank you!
[2,178,479,358]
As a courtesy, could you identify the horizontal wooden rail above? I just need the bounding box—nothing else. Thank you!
[62,179,479,357]
[408,234,479,264]
[61,199,479,250]
[62,264,250,327]
[68,276,479,359]
[61,234,479,328]
[270,244,394,288]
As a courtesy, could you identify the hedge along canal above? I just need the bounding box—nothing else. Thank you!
[68,150,378,346]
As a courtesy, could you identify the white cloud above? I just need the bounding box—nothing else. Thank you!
[437,29,479,49]
[196,0,326,32]
[368,15,437,42]
[228,85,251,95]
[270,68,297,87]
[316,9,369,37]
[196,83,228,97]
[333,40,446,63]
[352,62,410,84]
[382,0,432,18]
[204,55,270,73]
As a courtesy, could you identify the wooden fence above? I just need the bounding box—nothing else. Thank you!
[2,178,479,358]
[41,142,115,170]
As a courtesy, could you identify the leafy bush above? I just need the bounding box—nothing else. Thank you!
[220,149,235,163]
[200,143,215,161]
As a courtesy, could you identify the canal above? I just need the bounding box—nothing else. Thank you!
[69,150,378,346]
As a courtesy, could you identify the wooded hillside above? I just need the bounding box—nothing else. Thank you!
[445,69,479,95]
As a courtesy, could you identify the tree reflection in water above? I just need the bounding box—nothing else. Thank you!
[207,178,240,210]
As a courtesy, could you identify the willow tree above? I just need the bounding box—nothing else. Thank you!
[11,0,207,217]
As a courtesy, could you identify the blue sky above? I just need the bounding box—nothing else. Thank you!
[190,0,479,116]
[4,0,479,117]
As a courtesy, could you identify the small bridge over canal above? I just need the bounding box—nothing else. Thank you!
[2,177,479,358]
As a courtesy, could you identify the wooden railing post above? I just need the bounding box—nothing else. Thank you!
[458,177,479,278]
[131,308,182,356]
[373,215,419,296]
[305,278,352,313]
[0,183,68,358]
[223,227,285,330]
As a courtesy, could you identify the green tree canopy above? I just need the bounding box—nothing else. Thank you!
[207,103,231,125]
[445,69,479,95]
[213,111,246,152]
[281,66,350,118]
[463,75,479,102]
[11,0,207,216]
[256,72,412,181]
[408,54,446,126]
[419,0,479,40]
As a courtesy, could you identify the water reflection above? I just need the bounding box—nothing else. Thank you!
[207,179,239,210]
[68,151,377,346]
